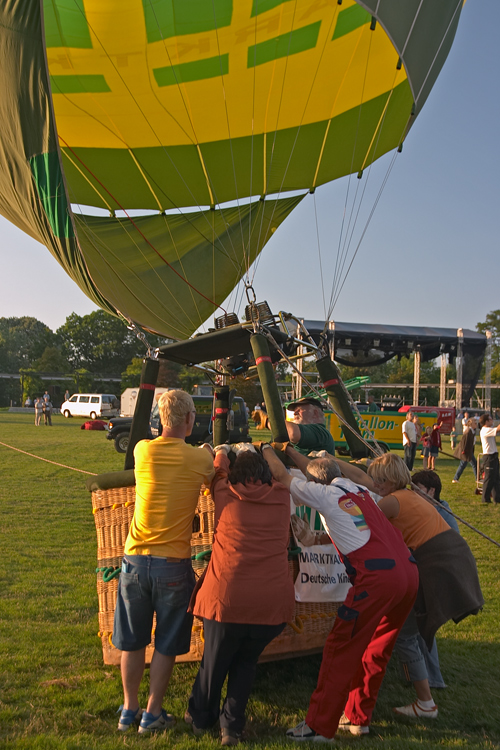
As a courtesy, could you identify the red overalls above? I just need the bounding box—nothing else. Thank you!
[305,487,419,737]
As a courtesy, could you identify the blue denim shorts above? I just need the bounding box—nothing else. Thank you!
[112,555,195,656]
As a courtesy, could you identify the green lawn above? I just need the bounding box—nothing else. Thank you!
[0,411,499,748]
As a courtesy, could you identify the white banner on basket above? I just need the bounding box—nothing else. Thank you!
[294,542,351,603]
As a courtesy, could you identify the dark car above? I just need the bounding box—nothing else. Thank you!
[106,395,250,453]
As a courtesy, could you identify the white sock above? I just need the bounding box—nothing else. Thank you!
[417,699,435,709]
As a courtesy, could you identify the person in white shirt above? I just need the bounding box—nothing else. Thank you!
[262,445,418,740]
[402,412,417,470]
[479,414,500,504]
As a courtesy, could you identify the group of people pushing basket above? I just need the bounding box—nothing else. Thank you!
[112,390,483,743]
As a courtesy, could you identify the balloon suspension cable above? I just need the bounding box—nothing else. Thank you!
[118,312,155,359]
[260,327,383,457]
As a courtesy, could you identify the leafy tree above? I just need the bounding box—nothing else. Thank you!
[19,368,45,403]
[57,311,166,375]
[477,310,500,366]
[0,317,56,371]
[33,346,70,373]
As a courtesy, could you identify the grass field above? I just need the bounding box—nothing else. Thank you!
[0,410,499,749]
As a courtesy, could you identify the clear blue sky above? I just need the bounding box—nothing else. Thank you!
[1,0,498,335]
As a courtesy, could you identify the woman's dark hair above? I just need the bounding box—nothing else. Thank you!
[228,451,273,486]
[411,469,442,500]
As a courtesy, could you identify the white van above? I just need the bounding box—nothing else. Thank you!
[61,394,119,419]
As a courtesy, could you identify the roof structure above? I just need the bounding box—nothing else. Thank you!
[303,320,486,366]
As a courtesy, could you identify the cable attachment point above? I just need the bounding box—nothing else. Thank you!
[118,311,154,359]
[245,285,257,306]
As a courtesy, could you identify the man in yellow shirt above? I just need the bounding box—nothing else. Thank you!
[113,390,214,734]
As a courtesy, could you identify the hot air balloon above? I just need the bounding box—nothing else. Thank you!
[0,0,465,341]
[3,0,465,666]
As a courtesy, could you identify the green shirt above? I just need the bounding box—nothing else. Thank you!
[294,423,336,456]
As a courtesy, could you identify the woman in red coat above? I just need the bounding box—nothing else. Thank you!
[186,444,295,746]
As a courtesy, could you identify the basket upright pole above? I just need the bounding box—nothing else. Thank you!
[250,333,288,442]
[316,356,368,459]
[213,385,231,446]
[124,357,159,470]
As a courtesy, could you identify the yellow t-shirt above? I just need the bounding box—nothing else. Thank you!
[124,437,215,559]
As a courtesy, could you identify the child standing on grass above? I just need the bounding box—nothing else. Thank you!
[422,427,432,469]
[429,424,442,470]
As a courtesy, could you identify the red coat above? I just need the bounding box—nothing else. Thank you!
[192,452,295,625]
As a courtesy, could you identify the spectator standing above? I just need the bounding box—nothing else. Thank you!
[43,399,53,426]
[450,427,456,450]
[112,390,214,734]
[422,427,432,469]
[478,414,500,504]
[34,397,43,426]
[428,424,441,471]
[64,389,70,401]
[367,395,379,413]
[402,411,417,470]
[452,419,477,483]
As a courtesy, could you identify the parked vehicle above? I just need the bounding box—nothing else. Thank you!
[326,409,437,454]
[61,393,119,420]
[106,395,250,453]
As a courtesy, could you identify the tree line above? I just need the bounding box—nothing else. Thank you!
[0,312,204,407]
[1,310,499,408]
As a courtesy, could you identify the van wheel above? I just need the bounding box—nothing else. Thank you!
[115,433,130,453]
[90,411,97,420]
[63,410,71,418]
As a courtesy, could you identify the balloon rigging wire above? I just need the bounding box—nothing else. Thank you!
[140,0,267,314]
[313,192,327,320]
[70,207,198,337]
[326,0,461,319]
[59,136,225,313]
[73,0,245,277]
[329,149,399,312]
[414,0,462,107]
[327,23,376,320]
[211,6,252,283]
[247,1,341,295]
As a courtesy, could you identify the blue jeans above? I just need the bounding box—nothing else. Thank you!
[404,443,417,470]
[453,458,477,481]
[112,555,195,655]
[394,610,446,688]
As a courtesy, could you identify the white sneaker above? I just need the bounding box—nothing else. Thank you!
[393,702,438,719]
[286,720,333,742]
[337,712,369,735]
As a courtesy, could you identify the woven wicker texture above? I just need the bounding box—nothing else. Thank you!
[92,483,338,665]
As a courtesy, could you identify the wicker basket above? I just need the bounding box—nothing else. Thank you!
[91,483,338,666]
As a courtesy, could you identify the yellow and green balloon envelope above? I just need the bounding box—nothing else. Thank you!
[0,0,464,339]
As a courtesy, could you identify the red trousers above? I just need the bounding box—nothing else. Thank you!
[306,538,418,737]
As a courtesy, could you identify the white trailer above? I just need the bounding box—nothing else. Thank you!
[120,387,170,417]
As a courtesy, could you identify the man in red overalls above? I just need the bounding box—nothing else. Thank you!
[263,445,418,740]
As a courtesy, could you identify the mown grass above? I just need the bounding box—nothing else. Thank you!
[0,412,499,749]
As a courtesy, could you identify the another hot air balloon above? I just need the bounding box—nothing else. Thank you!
[0,0,464,339]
